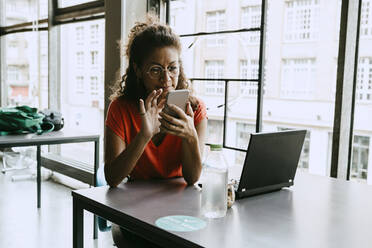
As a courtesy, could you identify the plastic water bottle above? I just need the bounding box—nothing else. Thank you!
[201,144,228,218]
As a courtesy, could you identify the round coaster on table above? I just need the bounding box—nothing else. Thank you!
[155,215,206,232]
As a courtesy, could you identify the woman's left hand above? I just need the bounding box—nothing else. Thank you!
[159,103,198,143]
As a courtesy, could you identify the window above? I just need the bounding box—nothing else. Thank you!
[8,2,17,12]
[60,20,105,163]
[8,41,18,58]
[281,58,316,99]
[76,26,84,44]
[76,76,84,94]
[235,122,255,165]
[90,24,99,42]
[170,15,176,28]
[354,0,372,185]
[7,66,20,81]
[206,119,223,145]
[240,59,259,96]
[350,135,370,182]
[356,57,372,102]
[241,6,261,44]
[76,51,84,67]
[165,0,368,183]
[90,76,99,96]
[3,0,48,26]
[206,10,226,47]
[278,127,311,170]
[283,0,320,41]
[361,0,372,37]
[91,51,98,66]
[59,0,96,8]
[3,32,48,108]
[205,60,224,95]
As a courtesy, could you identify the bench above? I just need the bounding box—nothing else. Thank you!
[41,153,96,186]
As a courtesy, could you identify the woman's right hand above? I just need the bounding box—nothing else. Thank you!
[139,89,165,140]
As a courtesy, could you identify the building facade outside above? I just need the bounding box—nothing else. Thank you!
[170,0,372,184]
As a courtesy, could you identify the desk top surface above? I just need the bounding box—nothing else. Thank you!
[73,172,372,248]
[0,130,99,147]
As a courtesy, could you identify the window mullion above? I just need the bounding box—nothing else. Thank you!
[331,0,362,180]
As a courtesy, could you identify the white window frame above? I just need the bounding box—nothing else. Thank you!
[205,60,224,96]
[280,58,316,99]
[90,76,99,96]
[91,51,98,66]
[76,51,84,67]
[350,135,370,181]
[75,26,84,45]
[76,76,84,94]
[361,0,372,37]
[356,57,372,102]
[206,119,224,144]
[7,65,20,81]
[283,0,320,42]
[235,122,255,165]
[241,5,261,44]
[90,24,99,43]
[278,127,311,170]
[206,10,226,47]
[240,59,259,97]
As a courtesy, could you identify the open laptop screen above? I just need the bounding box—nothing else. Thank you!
[236,130,306,198]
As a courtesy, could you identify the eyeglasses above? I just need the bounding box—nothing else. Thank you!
[146,65,180,79]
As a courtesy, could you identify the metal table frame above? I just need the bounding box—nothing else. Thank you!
[0,131,100,238]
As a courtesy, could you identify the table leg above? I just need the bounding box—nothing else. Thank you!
[94,215,98,239]
[73,198,84,248]
[94,140,99,187]
[37,145,41,208]
[93,139,99,239]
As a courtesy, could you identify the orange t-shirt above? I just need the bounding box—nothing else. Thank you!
[105,97,207,180]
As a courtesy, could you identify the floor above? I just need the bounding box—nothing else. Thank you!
[0,163,114,248]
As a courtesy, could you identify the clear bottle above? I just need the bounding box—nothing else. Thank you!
[201,144,228,218]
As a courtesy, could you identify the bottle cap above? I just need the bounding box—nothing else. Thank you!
[209,144,222,151]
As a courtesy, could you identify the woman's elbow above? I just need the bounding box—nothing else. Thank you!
[104,165,119,187]
[106,179,119,188]
[184,175,200,186]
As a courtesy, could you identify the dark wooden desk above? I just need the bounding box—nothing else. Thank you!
[0,130,99,209]
[72,173,372,248]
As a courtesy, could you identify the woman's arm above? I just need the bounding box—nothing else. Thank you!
[104,89,165,187]
[159,103,207,185]
[181,118,207,185]
[104,127,150,187]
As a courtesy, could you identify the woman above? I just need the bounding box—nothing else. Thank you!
[104,17,207,247]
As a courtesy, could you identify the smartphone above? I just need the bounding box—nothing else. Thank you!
[164,89,190,116]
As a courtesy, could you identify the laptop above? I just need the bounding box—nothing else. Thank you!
[233,129,307,199]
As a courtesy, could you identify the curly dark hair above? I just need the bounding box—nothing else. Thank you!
[110,16,199,110]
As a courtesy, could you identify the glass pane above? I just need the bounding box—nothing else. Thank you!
[170,0,261,34]
[262,0,339,177]
[172,0,261,168]
[60,19,105,164]
[2,0,48,26]
[3,31,48,108]
[353,0,372,184]
[58,0,95,8]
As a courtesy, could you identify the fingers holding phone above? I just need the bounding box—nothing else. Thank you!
[163,89,189,117]
[159,90,197,140]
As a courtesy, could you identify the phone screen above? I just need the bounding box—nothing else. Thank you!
[165,90,190,116]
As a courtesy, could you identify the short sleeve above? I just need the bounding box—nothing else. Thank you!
[105,99,125,141]
[193,99,207,126]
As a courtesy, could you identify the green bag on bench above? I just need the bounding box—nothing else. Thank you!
[0,105,54,136]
